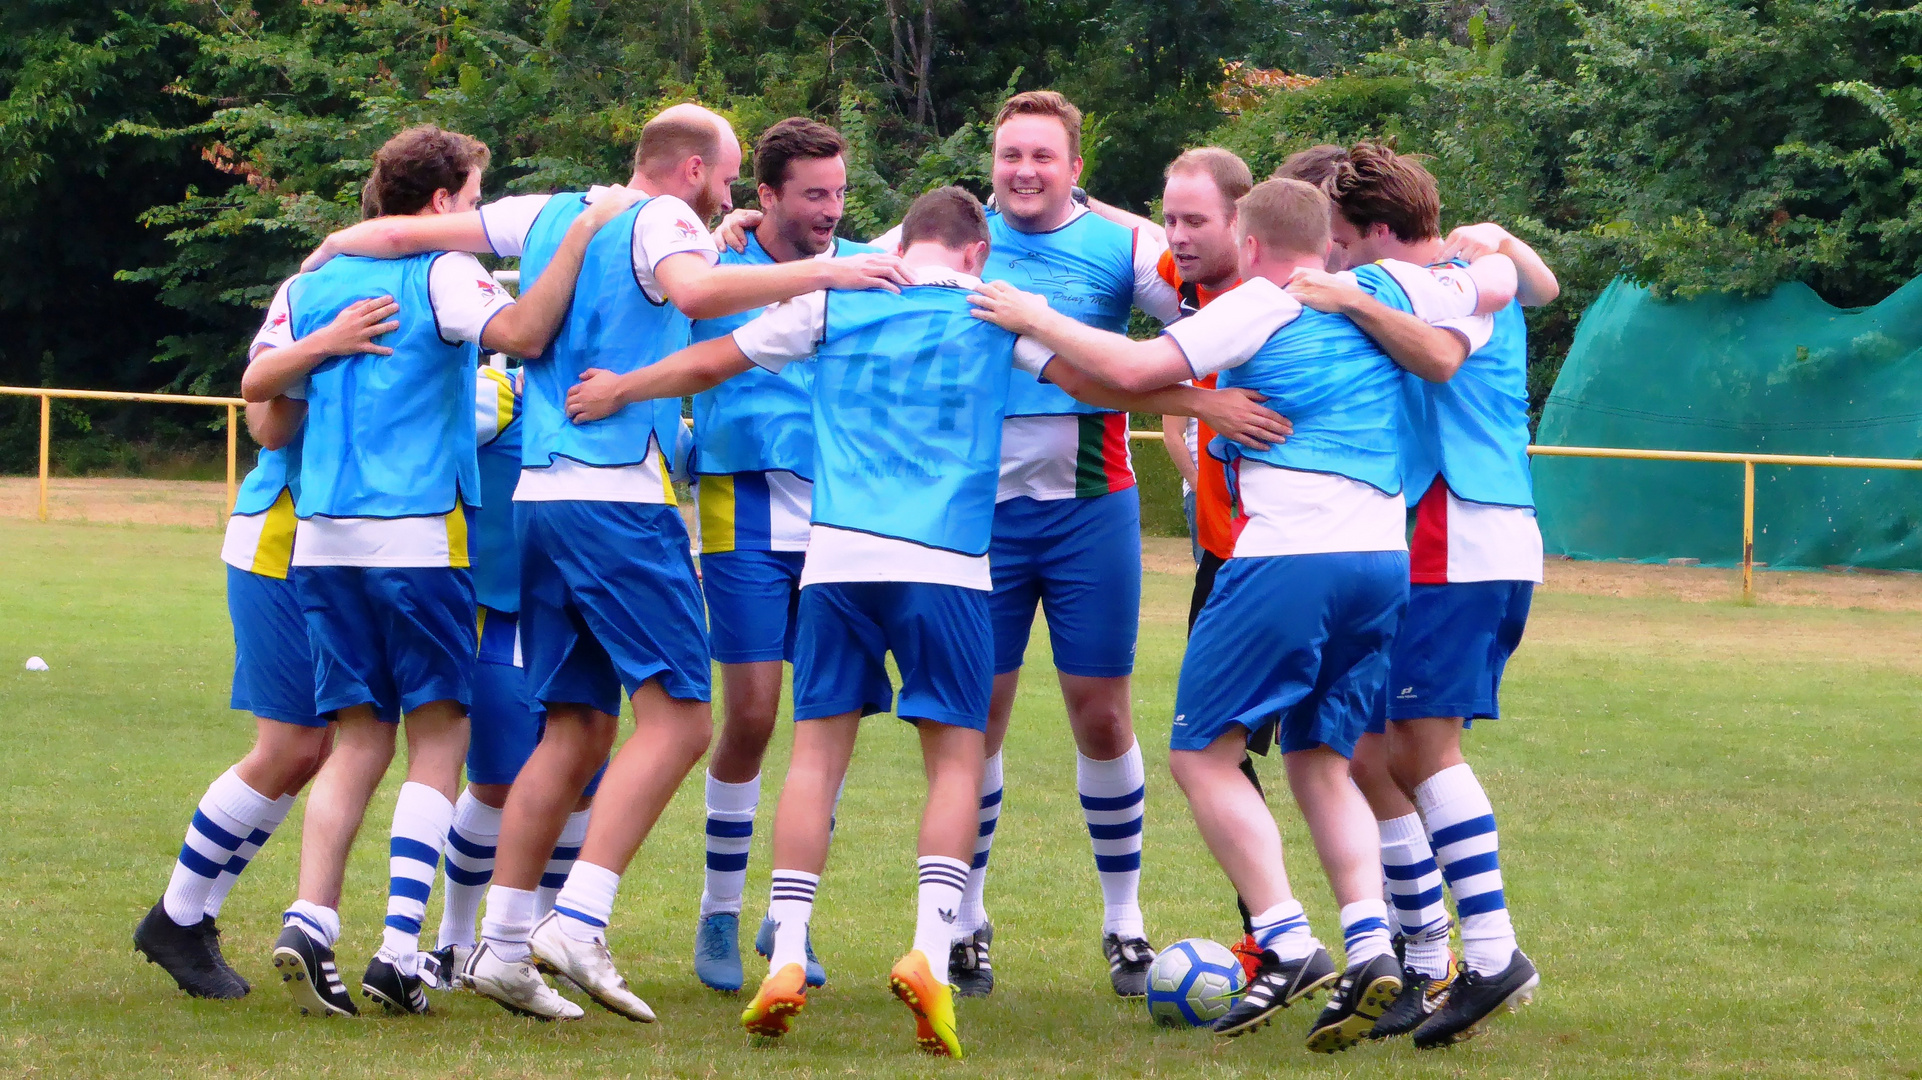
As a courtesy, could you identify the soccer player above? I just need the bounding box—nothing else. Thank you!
[130,300,397,1000]
[970,177,1497,1051]
[1290,142,1555,1046]
[685,117,879,994]
[243,124,637,1018]
[300,103,912,1023]
[427,366,603,985]
[563,184,1282,1057]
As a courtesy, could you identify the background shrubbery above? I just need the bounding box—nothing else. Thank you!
[5,1,1922,474]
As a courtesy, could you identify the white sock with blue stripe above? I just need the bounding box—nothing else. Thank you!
[1078,741,1145,938]
[1248,898,1319,961]
[553,860,620,943]
[700,772,758,918]
[436,791,501,950]
[161,768,277,926]
[536,809,591,920]
[284,899,340,948]
[204,792,295,919]
[957,751,1003,935]
[767,870,819,973]
[1338,898,1393,968]
[1416,763,1516,976]
[382,782,453,975]
[1380,812,1452,978]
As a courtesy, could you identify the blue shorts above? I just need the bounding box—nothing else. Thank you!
[294,565,476,722]
[467,607,605,795]
[518,500,710,717]
[1379,580,1534,727]
[703,549,805,664]
[792,581,993,730]
[228,565,324,728]
[989,487,1142,677]
[1172,552,1408,758]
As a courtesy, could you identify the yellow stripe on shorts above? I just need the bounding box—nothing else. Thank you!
[249,488,298,579]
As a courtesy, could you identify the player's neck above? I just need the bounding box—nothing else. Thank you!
[753,219,810,264]
[1251,254,1326,288]
[1377,237,1444,266]
[998,197,1077,235]
[900,243,975,277]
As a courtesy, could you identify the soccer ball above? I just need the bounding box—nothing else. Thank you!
[1145,938,1246,1027]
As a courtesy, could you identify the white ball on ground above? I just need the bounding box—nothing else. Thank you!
[24,656,48,671]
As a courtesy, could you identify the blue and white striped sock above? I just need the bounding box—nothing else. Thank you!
[914,856,969,985]
[700,772,758,918]
[204,792,294,919]
[436,791,500,950]
[957,751,1003,935]
[284,899,340,949]
[161,768,276,926]
[382,782,453,975]
[553,860,620,943]
[1249,898,1318,962]
[1078,741,1145,939]
[536,809,590,920]
[1416,763,1516,976]
[1380,812,1452,978]
[1339,898,1393,968]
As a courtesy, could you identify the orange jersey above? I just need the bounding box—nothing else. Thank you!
[1157,249,1238,560]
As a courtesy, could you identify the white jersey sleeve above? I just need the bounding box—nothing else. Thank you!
[429,252,517,345]
[732,291,829,372]
[1367,259,1494,353]
[631,192,720,304]
[1012,335,1054,376]
[250,278,297,359]
[478,194,553,258]
[1129,226,1182,323]
[1162,277,1304,377]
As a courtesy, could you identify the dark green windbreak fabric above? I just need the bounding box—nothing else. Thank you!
[1536,277,1922,569]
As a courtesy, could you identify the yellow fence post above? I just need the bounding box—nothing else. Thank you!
[1741,460,1756,600]
[37,393,50,522]
[226,404,238,513]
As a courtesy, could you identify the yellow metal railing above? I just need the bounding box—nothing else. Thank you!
[1128,430,1922,599]
[1,386,244,521]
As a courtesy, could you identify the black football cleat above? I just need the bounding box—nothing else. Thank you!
[1305,953,1404,1052]
[1369,958,1455,1040]
[950,922,994,999]
[1412,950,1539,1049]
[271,924,358,1017]
[1103,933,1156,998]
[133,901,248,999]
[199,916,250,995]
[362,950,430,1014]
[1212,946,1337,1037]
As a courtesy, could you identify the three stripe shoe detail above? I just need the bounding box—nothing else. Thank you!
[1212,946,1336,1037]
[271,924,358,1018]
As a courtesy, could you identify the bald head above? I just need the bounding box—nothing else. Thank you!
[632,102,742,220]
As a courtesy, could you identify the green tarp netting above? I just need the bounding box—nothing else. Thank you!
[1536,277,1922,570]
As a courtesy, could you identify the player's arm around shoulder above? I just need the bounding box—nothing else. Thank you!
[1292,264,1474,384]
[649,197,911,321]
[478,186,648,358]
[970,280,1189,395]
[240,279,399,403]
[1442,223,1559,308]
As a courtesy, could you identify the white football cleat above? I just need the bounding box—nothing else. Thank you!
[529,912,656,1022]
[462,941,584,1021]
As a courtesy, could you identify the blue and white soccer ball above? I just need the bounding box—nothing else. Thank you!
[1145,937,1246,1027]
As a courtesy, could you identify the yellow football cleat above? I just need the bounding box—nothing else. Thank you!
[740,963,809,1038]
[888,950,963,1059]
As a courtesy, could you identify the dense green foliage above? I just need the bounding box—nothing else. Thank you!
[6,1,1922,465]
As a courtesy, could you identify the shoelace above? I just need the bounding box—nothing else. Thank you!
[1112,939,1152,966]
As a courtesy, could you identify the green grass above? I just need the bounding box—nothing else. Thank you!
[0,518,1917,1078]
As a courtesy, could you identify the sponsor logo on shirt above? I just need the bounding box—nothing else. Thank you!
[673,218,702,241]
[476,278,498,297]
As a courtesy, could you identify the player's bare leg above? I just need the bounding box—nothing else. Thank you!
[700,659,786,992]
[888,719,984,1058]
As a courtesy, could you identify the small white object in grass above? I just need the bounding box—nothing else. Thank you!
[24,656,48,671]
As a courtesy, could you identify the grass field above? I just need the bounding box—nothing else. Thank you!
[1,517,1918,1079]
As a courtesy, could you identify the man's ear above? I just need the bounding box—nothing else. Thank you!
[430,188,456,215]
[966,239,991,274]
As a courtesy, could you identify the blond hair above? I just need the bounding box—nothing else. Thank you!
[994,90,1083,157]
[1236,178,1332,258]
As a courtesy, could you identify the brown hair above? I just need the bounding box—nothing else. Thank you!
[753,117,848,191]
[364,125,489,218]
[994,90,1083,157]
[1235,178,1332,258]
[900,186,990,250]
[1271,144,1349,188]
[633,111,724,176]
[1165,147,1254,212]
[1324,140,1440,242]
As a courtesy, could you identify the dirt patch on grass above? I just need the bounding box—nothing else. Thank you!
[0,478,227,529]
[1142,536,1922,614]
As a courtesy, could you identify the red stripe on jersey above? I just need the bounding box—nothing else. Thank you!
[1101,411,1133,493]
[1410,478,1450,584]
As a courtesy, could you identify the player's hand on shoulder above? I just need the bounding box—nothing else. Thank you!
[312,295,400,356]
[714,208,762,253]
[1197,387,1292,451]
[1439,222,1513,262]
[822,253,913,293]
[565,367,626,424]
[967,281,1051,334]
[1283,267,1365,314]
[578,185,648,229]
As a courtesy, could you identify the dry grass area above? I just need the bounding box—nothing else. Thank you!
[0,477,228,529]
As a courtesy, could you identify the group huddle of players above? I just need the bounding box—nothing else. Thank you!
[128,88,1557,1059]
